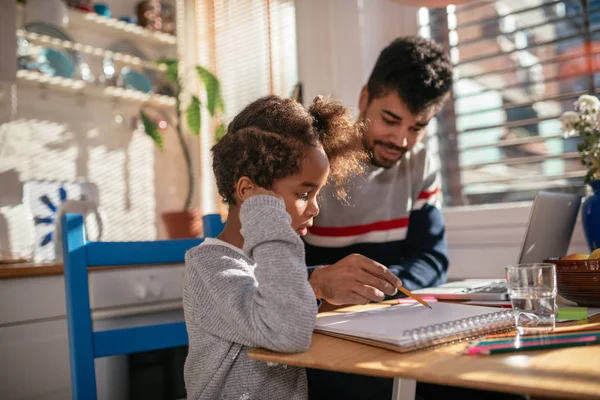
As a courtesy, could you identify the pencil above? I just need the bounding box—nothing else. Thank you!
[468,336,599,355]
[471,331,600,347]
[398,286,432,309]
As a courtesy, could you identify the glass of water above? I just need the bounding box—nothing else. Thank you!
[505,263,557,334]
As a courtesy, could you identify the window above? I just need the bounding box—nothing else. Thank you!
[421,1,595,206]
[191,0,299,214]
[196,0,299,122]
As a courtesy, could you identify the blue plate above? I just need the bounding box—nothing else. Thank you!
[36,48,75,78]
[120,67,152,93]
[23,22,79,63]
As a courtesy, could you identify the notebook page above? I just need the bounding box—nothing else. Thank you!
[315,302,509,346]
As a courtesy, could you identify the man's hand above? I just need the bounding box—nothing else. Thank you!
[308,254,403,305]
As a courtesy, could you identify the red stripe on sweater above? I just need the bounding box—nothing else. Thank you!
[417,188,440,200]
[308,217,409,237]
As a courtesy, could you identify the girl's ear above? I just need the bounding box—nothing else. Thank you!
[234,176,255,203]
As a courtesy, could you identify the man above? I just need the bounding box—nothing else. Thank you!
[306,35,452,305]
[304,36,525,400]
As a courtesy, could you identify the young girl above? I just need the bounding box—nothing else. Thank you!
[182,94,366,400]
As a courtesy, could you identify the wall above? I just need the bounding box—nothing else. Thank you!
[0,86,189,242]
[295,0,418,112]
[0,0,195,255]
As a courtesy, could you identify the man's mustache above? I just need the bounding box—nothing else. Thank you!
[374,140,408,154]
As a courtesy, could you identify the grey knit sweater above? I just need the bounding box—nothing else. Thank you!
[183,195,318,400]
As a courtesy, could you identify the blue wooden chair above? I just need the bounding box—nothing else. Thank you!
[61,213,224,400]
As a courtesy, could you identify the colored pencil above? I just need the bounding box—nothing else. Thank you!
[468,336,600,355]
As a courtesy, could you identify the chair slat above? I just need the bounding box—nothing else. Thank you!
[93,322,188,358]
[86,239,202,266]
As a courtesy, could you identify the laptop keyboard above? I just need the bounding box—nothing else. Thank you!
[468,282,508,294]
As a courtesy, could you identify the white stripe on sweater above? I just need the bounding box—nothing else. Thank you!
[303,226,408,248]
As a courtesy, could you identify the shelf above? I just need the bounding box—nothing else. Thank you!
[17,70,176,108]
[66,8,177,47]
[17,30,167,72]
[16,4,177,48]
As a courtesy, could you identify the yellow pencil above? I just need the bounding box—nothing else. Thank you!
[398,286,432,309]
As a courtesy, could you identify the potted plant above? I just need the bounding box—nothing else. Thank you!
[141,59,225,238]
[560,94,600,251]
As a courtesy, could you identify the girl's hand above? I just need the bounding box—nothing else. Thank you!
[241,187,284,202]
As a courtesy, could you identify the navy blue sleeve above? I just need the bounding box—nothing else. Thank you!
[387,204,448,291]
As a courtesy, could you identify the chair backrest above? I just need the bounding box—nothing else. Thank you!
[62,213,224,400]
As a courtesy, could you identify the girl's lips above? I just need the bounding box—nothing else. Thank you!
[298,227,308,236]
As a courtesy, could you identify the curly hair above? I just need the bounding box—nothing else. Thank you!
[367,36,453,114]
[212,95,367,205]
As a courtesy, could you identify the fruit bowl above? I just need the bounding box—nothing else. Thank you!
[543,256,600,307]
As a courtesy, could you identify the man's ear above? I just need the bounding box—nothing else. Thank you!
[234,176,255,203]
[358,85,369,115]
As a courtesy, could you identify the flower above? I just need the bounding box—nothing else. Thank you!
[560,94,600,183]
[576,94,600,114]
[560,111,579,138]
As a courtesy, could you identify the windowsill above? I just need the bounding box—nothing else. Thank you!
[442,201,588,280]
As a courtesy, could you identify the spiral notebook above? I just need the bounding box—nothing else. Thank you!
[314,302,515,353]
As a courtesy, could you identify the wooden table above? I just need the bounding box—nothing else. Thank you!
[249,305,600,400]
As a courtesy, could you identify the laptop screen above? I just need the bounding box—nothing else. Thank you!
[517,191,581,264]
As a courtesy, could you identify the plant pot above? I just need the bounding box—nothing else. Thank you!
[161,209,203,239]
[581,180,600,251]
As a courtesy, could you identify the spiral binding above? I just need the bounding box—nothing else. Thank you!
[403,310,514,348]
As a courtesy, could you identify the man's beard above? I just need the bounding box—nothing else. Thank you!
[364,138,408,168]
[359,113,408,169]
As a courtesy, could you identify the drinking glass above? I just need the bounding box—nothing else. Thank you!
[505,263,557,334]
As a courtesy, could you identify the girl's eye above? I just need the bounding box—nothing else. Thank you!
[382,118,397,126]
[298,193,309,201]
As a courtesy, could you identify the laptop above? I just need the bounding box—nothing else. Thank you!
[412,191,582,301]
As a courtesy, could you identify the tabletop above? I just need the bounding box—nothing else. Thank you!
[249,304,600,400]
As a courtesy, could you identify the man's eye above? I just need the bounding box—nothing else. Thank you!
[298,193,309,201]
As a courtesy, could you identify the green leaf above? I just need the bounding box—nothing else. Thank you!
[186,95,202,136]
[158,59,179,84]
[196,65,222,116]
[140,111,163,149]
[215,122,226,142]
[216,92,225,113]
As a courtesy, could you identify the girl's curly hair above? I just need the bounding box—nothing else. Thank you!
[212,95,367,205]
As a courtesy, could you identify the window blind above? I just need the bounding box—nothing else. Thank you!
[193,0,299,215]
[421,0,595,206]
[198,0,298,123]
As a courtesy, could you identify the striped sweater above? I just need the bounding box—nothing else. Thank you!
[304,143,448,291]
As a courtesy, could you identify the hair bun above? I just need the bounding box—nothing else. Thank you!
[309,95,347,142]
[307,95,368,202]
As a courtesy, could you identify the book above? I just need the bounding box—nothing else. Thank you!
[314,302,514,353]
